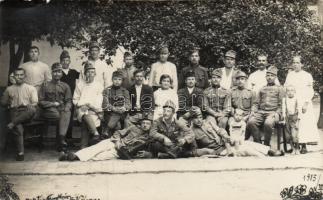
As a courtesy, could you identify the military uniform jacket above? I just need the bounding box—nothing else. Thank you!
[177,87,204,116]
[111,125,150,150]
[179,65,209,89]
[253,84,285,114]
[150,117,195,144]
[229,86,256,116]
[192,120,229,149]
[102,85,131,112]
[203,86,231,117]
[38,80,72,111]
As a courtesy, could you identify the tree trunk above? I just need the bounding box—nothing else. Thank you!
[8,39,32,84]
[317,92,323,128]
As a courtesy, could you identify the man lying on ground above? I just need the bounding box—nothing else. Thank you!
[59,113,154,161]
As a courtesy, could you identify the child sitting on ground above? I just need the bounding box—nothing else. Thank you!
[282,85,300,154]
[229,108,246,155]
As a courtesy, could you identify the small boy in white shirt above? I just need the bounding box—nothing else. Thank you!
[282,85,300,154]
[229,109,246,153]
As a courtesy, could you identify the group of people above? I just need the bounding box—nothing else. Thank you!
[1,41,320,162]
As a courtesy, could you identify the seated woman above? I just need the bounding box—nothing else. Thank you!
[73,62,104,148]
[153,74,178,120]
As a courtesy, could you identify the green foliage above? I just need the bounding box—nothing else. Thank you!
[1,0,322,87]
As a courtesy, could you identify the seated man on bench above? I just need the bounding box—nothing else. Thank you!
[1,68,38,161]
[38,63,72,152]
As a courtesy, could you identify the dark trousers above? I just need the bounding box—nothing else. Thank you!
[39,107,71,137]
[247,111,279,145]
[66,105,75,139]
[9,106,36,153]
[103,112,126,137]
[150,140,197,158]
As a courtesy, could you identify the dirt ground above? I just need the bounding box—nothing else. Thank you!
[1,101,323,200]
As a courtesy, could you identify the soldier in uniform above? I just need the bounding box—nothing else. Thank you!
[38,63,72,151]
[219,50,239,90]
[177,70,204,118]
[179,48,209,89]
[59,113,154,161]
[228,70,256,139]
[190,107,233,156]
[149,100,197,158]
[203,68,231,129]
[247,66,285,156]
[102,70,131,138]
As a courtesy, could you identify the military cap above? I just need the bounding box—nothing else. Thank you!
[266,65,278,76]
[225,50,236,58]
[184,70,196,79]
[235,70,248,79]
[89,41,100,50]
[159,46,169,54]
[84,62,95,72]
[140,112,154,122]
[51,62,62,72]
[163,100,176,110]
[190,106,202,118]
[112,70,124,78]
[211,68,222,77]
[60,50,70,60]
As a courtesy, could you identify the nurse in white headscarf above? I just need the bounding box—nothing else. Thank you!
[284,55,320,154]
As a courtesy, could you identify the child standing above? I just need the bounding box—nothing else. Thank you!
[282,85,300,154]
[229,109,246,154]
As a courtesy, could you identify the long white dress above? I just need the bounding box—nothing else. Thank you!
[153,88,179,120]
[284,70,320,144]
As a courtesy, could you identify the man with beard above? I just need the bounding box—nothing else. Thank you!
[59,113,154,161]
[17,46,51,91]
[149,100,197,158]
[1,68,38,161]
[248,54,280,93]
[179,47,209,89]
[38,63,72,152]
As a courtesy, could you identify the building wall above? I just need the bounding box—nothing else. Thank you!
[0,41,125,87]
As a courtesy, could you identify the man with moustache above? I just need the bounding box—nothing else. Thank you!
[79,41,116,88]
[127,69,154,126]
[203,68,231,129]
[248,54,280,93]
[59,113,154,161]
[247,66,285,156]
[1,68,38,161]
[38,63,72,151]
[179,47,209,89]
[149,100,197,158]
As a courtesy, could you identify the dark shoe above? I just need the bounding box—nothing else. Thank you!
[300,148,308,154]
[89,135,100,146]
[67,152,79,161]
[16,154,24,161]
[58,151,68,161]
[100,132,110,140]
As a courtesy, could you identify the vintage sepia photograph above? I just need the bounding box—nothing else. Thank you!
[0,0,322,199]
